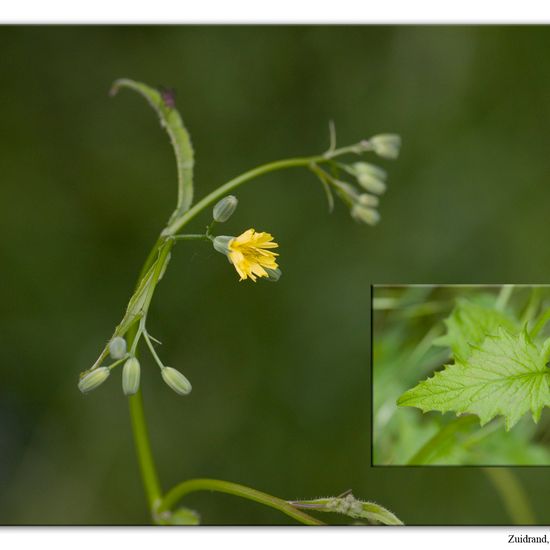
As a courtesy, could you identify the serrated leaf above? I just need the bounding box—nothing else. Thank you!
[398,328,550,430]
[434,298,518,361]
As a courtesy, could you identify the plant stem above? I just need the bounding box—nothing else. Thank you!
[124,239,169,518]
[124,152,355,521]
[158,478,324,525]
[521,287,542,325]
[406,415,478,465]
[128,390,162,511]
[495,284,514,312]
[172,234,210,241]
[483,468,536,524]
[162,149,357,236]
[124,146,366,525]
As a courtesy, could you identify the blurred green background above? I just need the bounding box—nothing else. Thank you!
[373,285,550,467]
[2,26,550,525]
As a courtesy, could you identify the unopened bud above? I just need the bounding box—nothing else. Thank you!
[356,173,386,195]
[265,267,282,282]
[370,134,401,159]
[79,367,110,394]
[351,204,380,226]
[357,194,379,207]
[161,366,192,396]
[122,357,141,396]
[109,336,127,360]
[213,235,234,255]
[213,195,238,223]
[352,162,387,181]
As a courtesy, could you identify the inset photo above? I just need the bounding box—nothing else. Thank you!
[372,285,550,466]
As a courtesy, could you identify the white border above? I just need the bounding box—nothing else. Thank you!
[0,526,549,550]
[2,0,550,24]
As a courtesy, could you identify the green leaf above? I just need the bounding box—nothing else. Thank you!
[110,78,195,216]
[433,298,518,361]
[398,328,550,430]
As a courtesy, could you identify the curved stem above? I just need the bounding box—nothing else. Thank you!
[143,330,165,370]
[159,478,324,525]
[162,148,357,236]
[124,151,359,522]
[483,468,536,524]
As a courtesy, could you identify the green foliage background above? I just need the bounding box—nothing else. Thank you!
[2,26,550,525]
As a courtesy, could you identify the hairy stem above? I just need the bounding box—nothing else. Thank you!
[159,478,324,525]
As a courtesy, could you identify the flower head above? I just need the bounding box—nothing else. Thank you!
[227,228,279,282]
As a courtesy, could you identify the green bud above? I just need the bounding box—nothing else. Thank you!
[78,367,110,394]
[352,162,387,181]
[357,194,379,207]
[122,357,141,396]
[265,267,282,282]
[161,366,192,396]
[356,173,386,195]
[167,507,201,525]
[370,134,401,159]
[108,336,127,360]
[213,235,233,255]
[213,195,238,223]
[351,204,380,226]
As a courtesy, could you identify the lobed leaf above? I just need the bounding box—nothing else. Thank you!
[398,328,550,430]
[433,298,518,362]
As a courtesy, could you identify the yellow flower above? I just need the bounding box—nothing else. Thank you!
[228,229,279,282]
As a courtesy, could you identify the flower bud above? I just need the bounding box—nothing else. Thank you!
[78,367,110,394]
[161,366,192,396]
[108,336,127,360]
[122,357,141,396]
[356,173,386,195]
[352,162,387,181]
[265,267,282,282]
[213,235,234,255]
[213,195,238,223]
[351,204,380,226]
[357,194,379,207]
[370,134,401,159]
